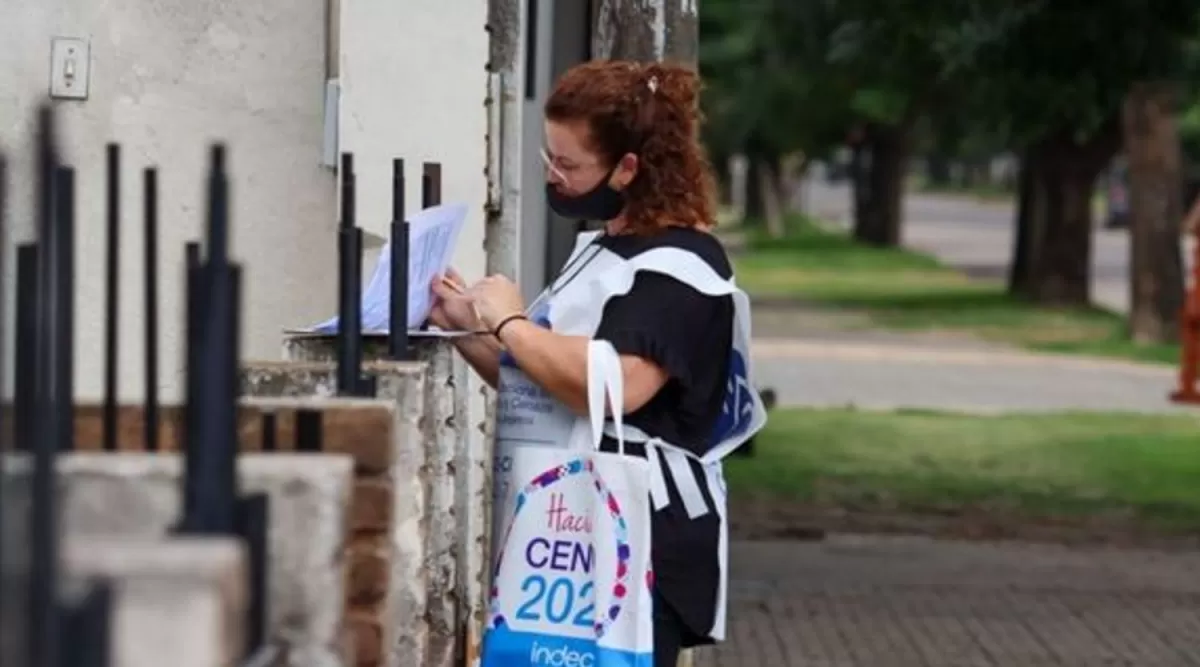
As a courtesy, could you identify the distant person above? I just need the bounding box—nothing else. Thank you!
[428,60,767,667]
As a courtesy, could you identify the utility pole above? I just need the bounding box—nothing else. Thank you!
[591,5,704,663]
[485,0,526,279]
[591,0,699,62]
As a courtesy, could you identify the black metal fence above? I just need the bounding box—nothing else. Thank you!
[0,101,438,665]
[0,104,271,666]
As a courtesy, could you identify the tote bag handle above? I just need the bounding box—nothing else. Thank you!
[587,339,627,455]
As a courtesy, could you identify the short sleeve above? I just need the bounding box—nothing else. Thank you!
[593,272,730,385]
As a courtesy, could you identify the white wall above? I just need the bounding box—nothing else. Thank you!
[339,0,489,285]
[0,0,495,406]
[337,0,493,528]
[0,0,337,403]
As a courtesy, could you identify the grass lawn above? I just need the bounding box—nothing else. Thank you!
[725,407,1200,530]
[733,218,1181,365]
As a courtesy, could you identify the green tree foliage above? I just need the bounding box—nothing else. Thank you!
[700,0,1200,307]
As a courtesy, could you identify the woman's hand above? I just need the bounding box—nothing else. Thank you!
[428,268,481,331]
[469,274,526,332]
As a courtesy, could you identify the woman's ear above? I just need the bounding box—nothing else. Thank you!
[611,153,640,190]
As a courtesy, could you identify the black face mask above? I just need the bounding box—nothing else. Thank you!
[545,168,625,221]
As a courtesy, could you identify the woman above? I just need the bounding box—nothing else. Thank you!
[429,60,762,667]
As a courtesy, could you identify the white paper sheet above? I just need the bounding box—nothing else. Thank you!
[293,201,468,335]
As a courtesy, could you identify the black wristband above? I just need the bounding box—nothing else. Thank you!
[492,313,528,338]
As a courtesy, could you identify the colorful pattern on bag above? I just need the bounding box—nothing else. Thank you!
[488,458,631,639]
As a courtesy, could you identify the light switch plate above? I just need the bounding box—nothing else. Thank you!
[50,37,90,100]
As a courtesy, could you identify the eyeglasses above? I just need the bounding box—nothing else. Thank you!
[540,147,606,185]
[540,148,570,182]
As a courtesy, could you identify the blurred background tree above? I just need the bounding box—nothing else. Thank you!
[700,0,1200,342]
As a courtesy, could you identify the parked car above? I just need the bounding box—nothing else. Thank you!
[1103,157,1200,229]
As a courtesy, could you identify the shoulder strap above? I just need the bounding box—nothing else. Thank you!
[590,246,766,465]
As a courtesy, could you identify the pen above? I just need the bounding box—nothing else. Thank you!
[441,275,466,294]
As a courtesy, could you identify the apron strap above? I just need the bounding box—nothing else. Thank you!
[645,441,672,513]
[661,445,711,520]
[603,422,712,519]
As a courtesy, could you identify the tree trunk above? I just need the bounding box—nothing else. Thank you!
[1018,123,1121,306]
[1028,159,1095,305]
[850,142,873,234]
[744,158,765,223]
[1123,82,1185,343]
[780,152,807,213]
[1008,151,1038,296]
[926,154,951,187]
[726,154,749,222]
[853,125,909,246]
[758,158,786,238]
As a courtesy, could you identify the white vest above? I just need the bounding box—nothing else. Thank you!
[494,231,767,641]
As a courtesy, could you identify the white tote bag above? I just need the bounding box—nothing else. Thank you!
[482,340,656,667]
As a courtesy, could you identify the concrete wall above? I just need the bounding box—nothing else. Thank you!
[0,0,337,403]
[339,0,489,278]
[0,0,494,410]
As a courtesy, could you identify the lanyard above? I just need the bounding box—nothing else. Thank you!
[526,239,604,316]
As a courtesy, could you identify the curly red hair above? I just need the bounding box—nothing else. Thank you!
[544,59,717,235]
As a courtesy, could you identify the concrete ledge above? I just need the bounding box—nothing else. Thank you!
[54,453,353,667]
[239,364,429,667]
[277,337,486,667]
[64,535,247,667]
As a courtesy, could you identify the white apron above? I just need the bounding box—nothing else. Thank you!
[483,232,766,667]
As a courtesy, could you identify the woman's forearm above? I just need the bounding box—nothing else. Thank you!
[452,334,504,389]
[496,319,591,413]
[495,318,668,415]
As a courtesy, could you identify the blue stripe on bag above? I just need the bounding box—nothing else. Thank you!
[482,625,653,667]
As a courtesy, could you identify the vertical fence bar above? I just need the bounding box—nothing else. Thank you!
[60,583,112,667]
[422,162,442,208]
[29,105,62,667]
[0,154,8,655]
[53,165,76,453]
[294,409,323,453]
[181,241,202,532]
[184,146,237,535]
[206,144,238,535]
[103,144,120,452]
[389,158,410,359]
[13,245,37,452]
[235,493,269,657]
[143,168,160,451]
[260,412,277,452]
[336,153,364,396]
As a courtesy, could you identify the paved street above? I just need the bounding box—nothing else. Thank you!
[698,537,1200,667]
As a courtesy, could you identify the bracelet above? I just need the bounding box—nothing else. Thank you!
[492,313,528,339]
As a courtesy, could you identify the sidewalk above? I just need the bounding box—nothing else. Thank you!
[699,537,1200,666]
[749,301,1188,415]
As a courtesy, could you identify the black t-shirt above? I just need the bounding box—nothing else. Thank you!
[588,227,734,645]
